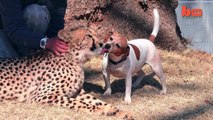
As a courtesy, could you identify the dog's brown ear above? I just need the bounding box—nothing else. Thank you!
[103,32,113,43]
[119,36,128,49]
[121,36,127,43]
[121,36,127,41]
[110,28,116,33]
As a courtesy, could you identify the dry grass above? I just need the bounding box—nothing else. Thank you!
[0,49,213,120]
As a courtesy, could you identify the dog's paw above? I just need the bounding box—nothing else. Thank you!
[159,89,167,95]
[103,88,112,96]
[124,97,132,104]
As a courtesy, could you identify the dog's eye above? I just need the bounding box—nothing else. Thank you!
[110,37,113,41]
[116,43,121,48]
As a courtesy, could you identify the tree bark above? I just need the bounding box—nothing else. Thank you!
[64,0,187,51]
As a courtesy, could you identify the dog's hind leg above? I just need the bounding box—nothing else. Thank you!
[155,68,167,95]
[148,53,167,95]
[132,70,145,88]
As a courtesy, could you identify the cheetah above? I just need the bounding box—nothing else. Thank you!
[0,27,133,119]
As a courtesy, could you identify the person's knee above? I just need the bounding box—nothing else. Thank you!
[23,4,51,36]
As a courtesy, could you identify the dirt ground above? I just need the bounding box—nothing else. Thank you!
[0,49,212,120]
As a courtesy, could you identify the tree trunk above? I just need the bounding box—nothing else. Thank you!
[64,0,187,51]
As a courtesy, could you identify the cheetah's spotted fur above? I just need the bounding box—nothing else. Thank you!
[0,27,133,119]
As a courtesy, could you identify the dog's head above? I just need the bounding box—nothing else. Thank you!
[101,31,129,56]
[58,27,103,63]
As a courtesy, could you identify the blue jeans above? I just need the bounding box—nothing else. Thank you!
[0,4,50,58]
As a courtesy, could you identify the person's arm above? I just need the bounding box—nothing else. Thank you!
[0,0,43,49]
[46,0,67,38]
[45,1,69,56]
[46,8,66,38]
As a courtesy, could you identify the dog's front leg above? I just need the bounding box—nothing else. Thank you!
[124,74,132,103]
[103,70,112,95]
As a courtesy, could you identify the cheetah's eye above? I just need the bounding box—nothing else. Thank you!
[90,43,96,51]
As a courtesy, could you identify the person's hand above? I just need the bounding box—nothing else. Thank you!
[45,37,69,56]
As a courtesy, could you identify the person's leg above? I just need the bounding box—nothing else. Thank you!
[17,4,51,56]
[0,30,19,58]
[23,4,51,36]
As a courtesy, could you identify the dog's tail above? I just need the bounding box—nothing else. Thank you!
[149,9,160,42]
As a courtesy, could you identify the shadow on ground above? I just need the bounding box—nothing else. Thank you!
[158,103,213,120]
[84,68,102,81]
[83,74,162,94]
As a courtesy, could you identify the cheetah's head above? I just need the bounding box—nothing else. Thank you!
[58,26,102,63]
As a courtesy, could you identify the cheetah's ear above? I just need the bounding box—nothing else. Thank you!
[70,28,89,45]
[58,29,71,42]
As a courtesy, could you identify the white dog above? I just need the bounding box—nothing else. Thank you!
[101,9,167,103]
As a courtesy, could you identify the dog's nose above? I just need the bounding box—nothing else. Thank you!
[105,44,111,49]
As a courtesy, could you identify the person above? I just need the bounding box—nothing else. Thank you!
[0,0,69,58]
